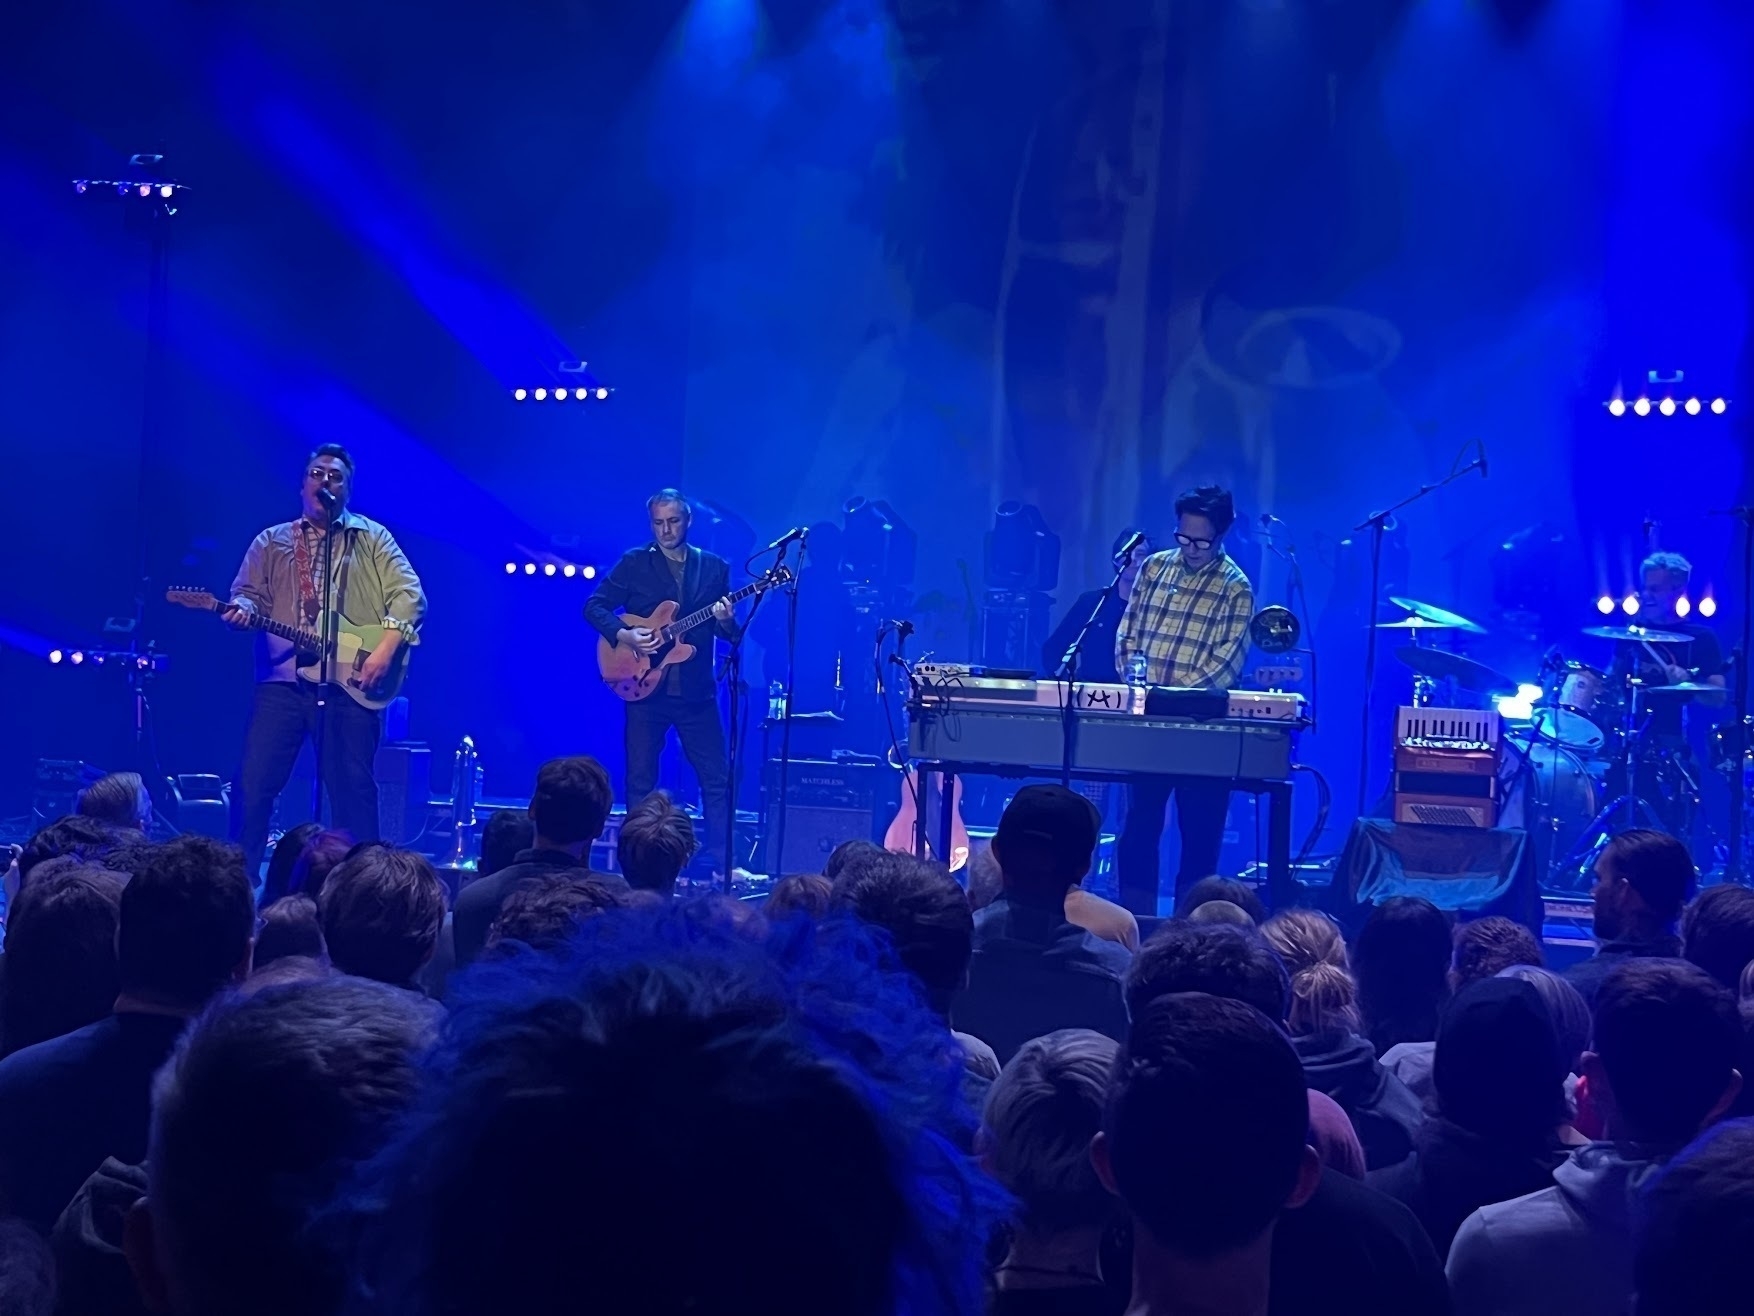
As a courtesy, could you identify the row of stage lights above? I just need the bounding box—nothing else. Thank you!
[72,180,185,200]
[46,649,166,670]
[511,387,611,402]
[1606,397,1728,417]
[505,562,598,579]
[1594,594,1716,618]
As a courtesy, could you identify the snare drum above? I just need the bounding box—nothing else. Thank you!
[1531,661,1617,751]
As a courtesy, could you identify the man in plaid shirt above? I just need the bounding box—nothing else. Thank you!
[1112,486,1254,913]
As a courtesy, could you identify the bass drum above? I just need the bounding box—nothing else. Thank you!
[1499,738,1601,875]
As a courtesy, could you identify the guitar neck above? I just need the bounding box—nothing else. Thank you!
[227,604,324,651]
[665,578,771,637]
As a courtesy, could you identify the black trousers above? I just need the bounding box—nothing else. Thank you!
[625,693,729,868]
[1117,777,1231,915]
[238,680,382,878]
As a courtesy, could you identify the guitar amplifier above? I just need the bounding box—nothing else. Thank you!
[761,758,897,876]
[374,743,433,845]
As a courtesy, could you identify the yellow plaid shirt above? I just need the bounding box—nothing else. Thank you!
[1114,548,1254,690]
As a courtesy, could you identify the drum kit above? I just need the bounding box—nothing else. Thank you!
[1381,596,1724,891]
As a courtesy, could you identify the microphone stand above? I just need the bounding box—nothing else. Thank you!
[1352,453,1486,816]
[770,534,806,879]
[1056,547,1137,789]
[309,494,341,824]
[1711,504,1753,883]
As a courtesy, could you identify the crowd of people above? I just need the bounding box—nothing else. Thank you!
[1,765,1752,1315]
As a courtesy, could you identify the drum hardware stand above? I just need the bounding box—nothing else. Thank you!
[1559,682,1669,879]
[1709,503,1752,882]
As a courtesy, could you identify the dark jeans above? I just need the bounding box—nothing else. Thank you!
[238,681,382,878]
[625,693,728,868]
[1117,777,1231,915]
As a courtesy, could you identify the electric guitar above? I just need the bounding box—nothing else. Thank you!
[165,587,410,711]
[596,565,793,702]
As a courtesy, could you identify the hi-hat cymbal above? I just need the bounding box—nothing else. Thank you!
[1645,681,1721,695]
[1394,646,1516,693]
[1376,617,1460,630]
[1581,625,1693,644]
[1389,597,1487,635]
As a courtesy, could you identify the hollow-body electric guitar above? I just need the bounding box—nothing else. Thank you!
[596,565,792,702]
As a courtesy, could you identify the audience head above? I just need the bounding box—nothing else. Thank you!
[1498,964,1594,1074]
[616,790,698,896]
[479,808,536,878]
[130,978,434,1316]
[1261,909,1358,1036]
[95,835,161,880]
[261,822,323,905]
[1451,915,1543,990]
[317,845,447,988]
[253,895,327,970]
[1592,829,1695,940]
[765,873,833,921]
[76,771,152,832]
[1682,883,1754,992]
[1175,875,1267,925]
[0,1217,54,1316]
[992,785,1100,905]
[1188,899,1255,928]
[1585,959,1742,1146]
[1306,1090,1367,1180]
[980,1030,1120,1235]
[823,838,884,881]
[1126,921,1289,1023]
[1,863,125,1053]
[1435,976,1567,1146]
[1095,993,1318,1258]
[964,844,1002,912]
[119,836,255,1012]
[245,955,334,993]
[1352,896,1452,1050]
[286,829,353,902]
[349,903,1003,1316]
[1633,1118,1754,1316]
[830,851,973,1017]
[18,814,121,884]
[486,874,626,955]
[529,756,613,850]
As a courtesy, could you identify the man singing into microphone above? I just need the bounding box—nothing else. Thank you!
[1113,485,1255,914]
[224,444,427,878]
[586,489,741,878]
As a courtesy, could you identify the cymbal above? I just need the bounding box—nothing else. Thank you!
[1581,625,1693,644]
[1389,597,1487,635]
[1645,681,1721,695]
[1394,646,1516,693]
[1376,618,1460,630]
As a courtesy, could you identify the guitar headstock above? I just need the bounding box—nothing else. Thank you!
[763,564,795,588]
[165,587,222,611]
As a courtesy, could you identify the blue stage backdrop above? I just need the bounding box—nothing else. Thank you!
[1,0,1749,845]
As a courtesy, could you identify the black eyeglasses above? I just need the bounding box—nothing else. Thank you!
[306,468,348,487]
[1174,532,1215,551]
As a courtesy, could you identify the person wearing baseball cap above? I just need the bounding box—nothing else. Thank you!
[957,786,1131,1062]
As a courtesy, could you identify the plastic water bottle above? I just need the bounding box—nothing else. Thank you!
[768,680,787,723]
[1126,651,1150,715]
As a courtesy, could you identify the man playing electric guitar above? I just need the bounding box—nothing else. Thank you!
[223,443,427,878]
[586,488,741,876]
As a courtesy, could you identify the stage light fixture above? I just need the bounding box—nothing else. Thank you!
[1595,595,1616,615]
[523,563,537,576]
[1517,683,1544,703]
[583,565,598,580]
[1676,596,1691,617]
[554,388,569,401]
[1685,397,1702,415]
[1700,597,1718,618]
[562,564,576,578]
[512,388,527,401]
[1622,595,1639,615]
[1658,397,1677,416]
[504,562,516,574]
[1712,398,1728,414]
[136,183,151,197]
[543,563,557,577]
[115,182,130,197]
[1495,693,1534,721]
[533,388,547,401]
[48,649,63,664]
[70,650,85,664]
[1606,399,1625,416]
[158,184,173,199]
[595,387,609,400]
[1633,398,1651,416]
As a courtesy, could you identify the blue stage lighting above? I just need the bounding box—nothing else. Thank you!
[1633,398,1651,416]
[1607,398,1625,416]
[1596,595,1615,615]
[1700,597,1718,617]
[1712,398,1728,414]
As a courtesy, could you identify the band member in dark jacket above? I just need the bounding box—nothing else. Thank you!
[585,489,740,874]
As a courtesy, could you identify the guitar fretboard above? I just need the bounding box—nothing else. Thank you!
[661,577,779,641]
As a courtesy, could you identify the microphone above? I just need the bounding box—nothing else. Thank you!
[316,486,340,513]
[1475,441,1490,479]
[1259,513,1289,530]
[1113,530,1147,562]
[764,525,808,552]
[895,619,915,640]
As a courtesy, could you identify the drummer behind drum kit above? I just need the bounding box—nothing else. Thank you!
[1382,596,1722,892]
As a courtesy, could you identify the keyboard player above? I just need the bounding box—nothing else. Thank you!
[1113,485,1256,914]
